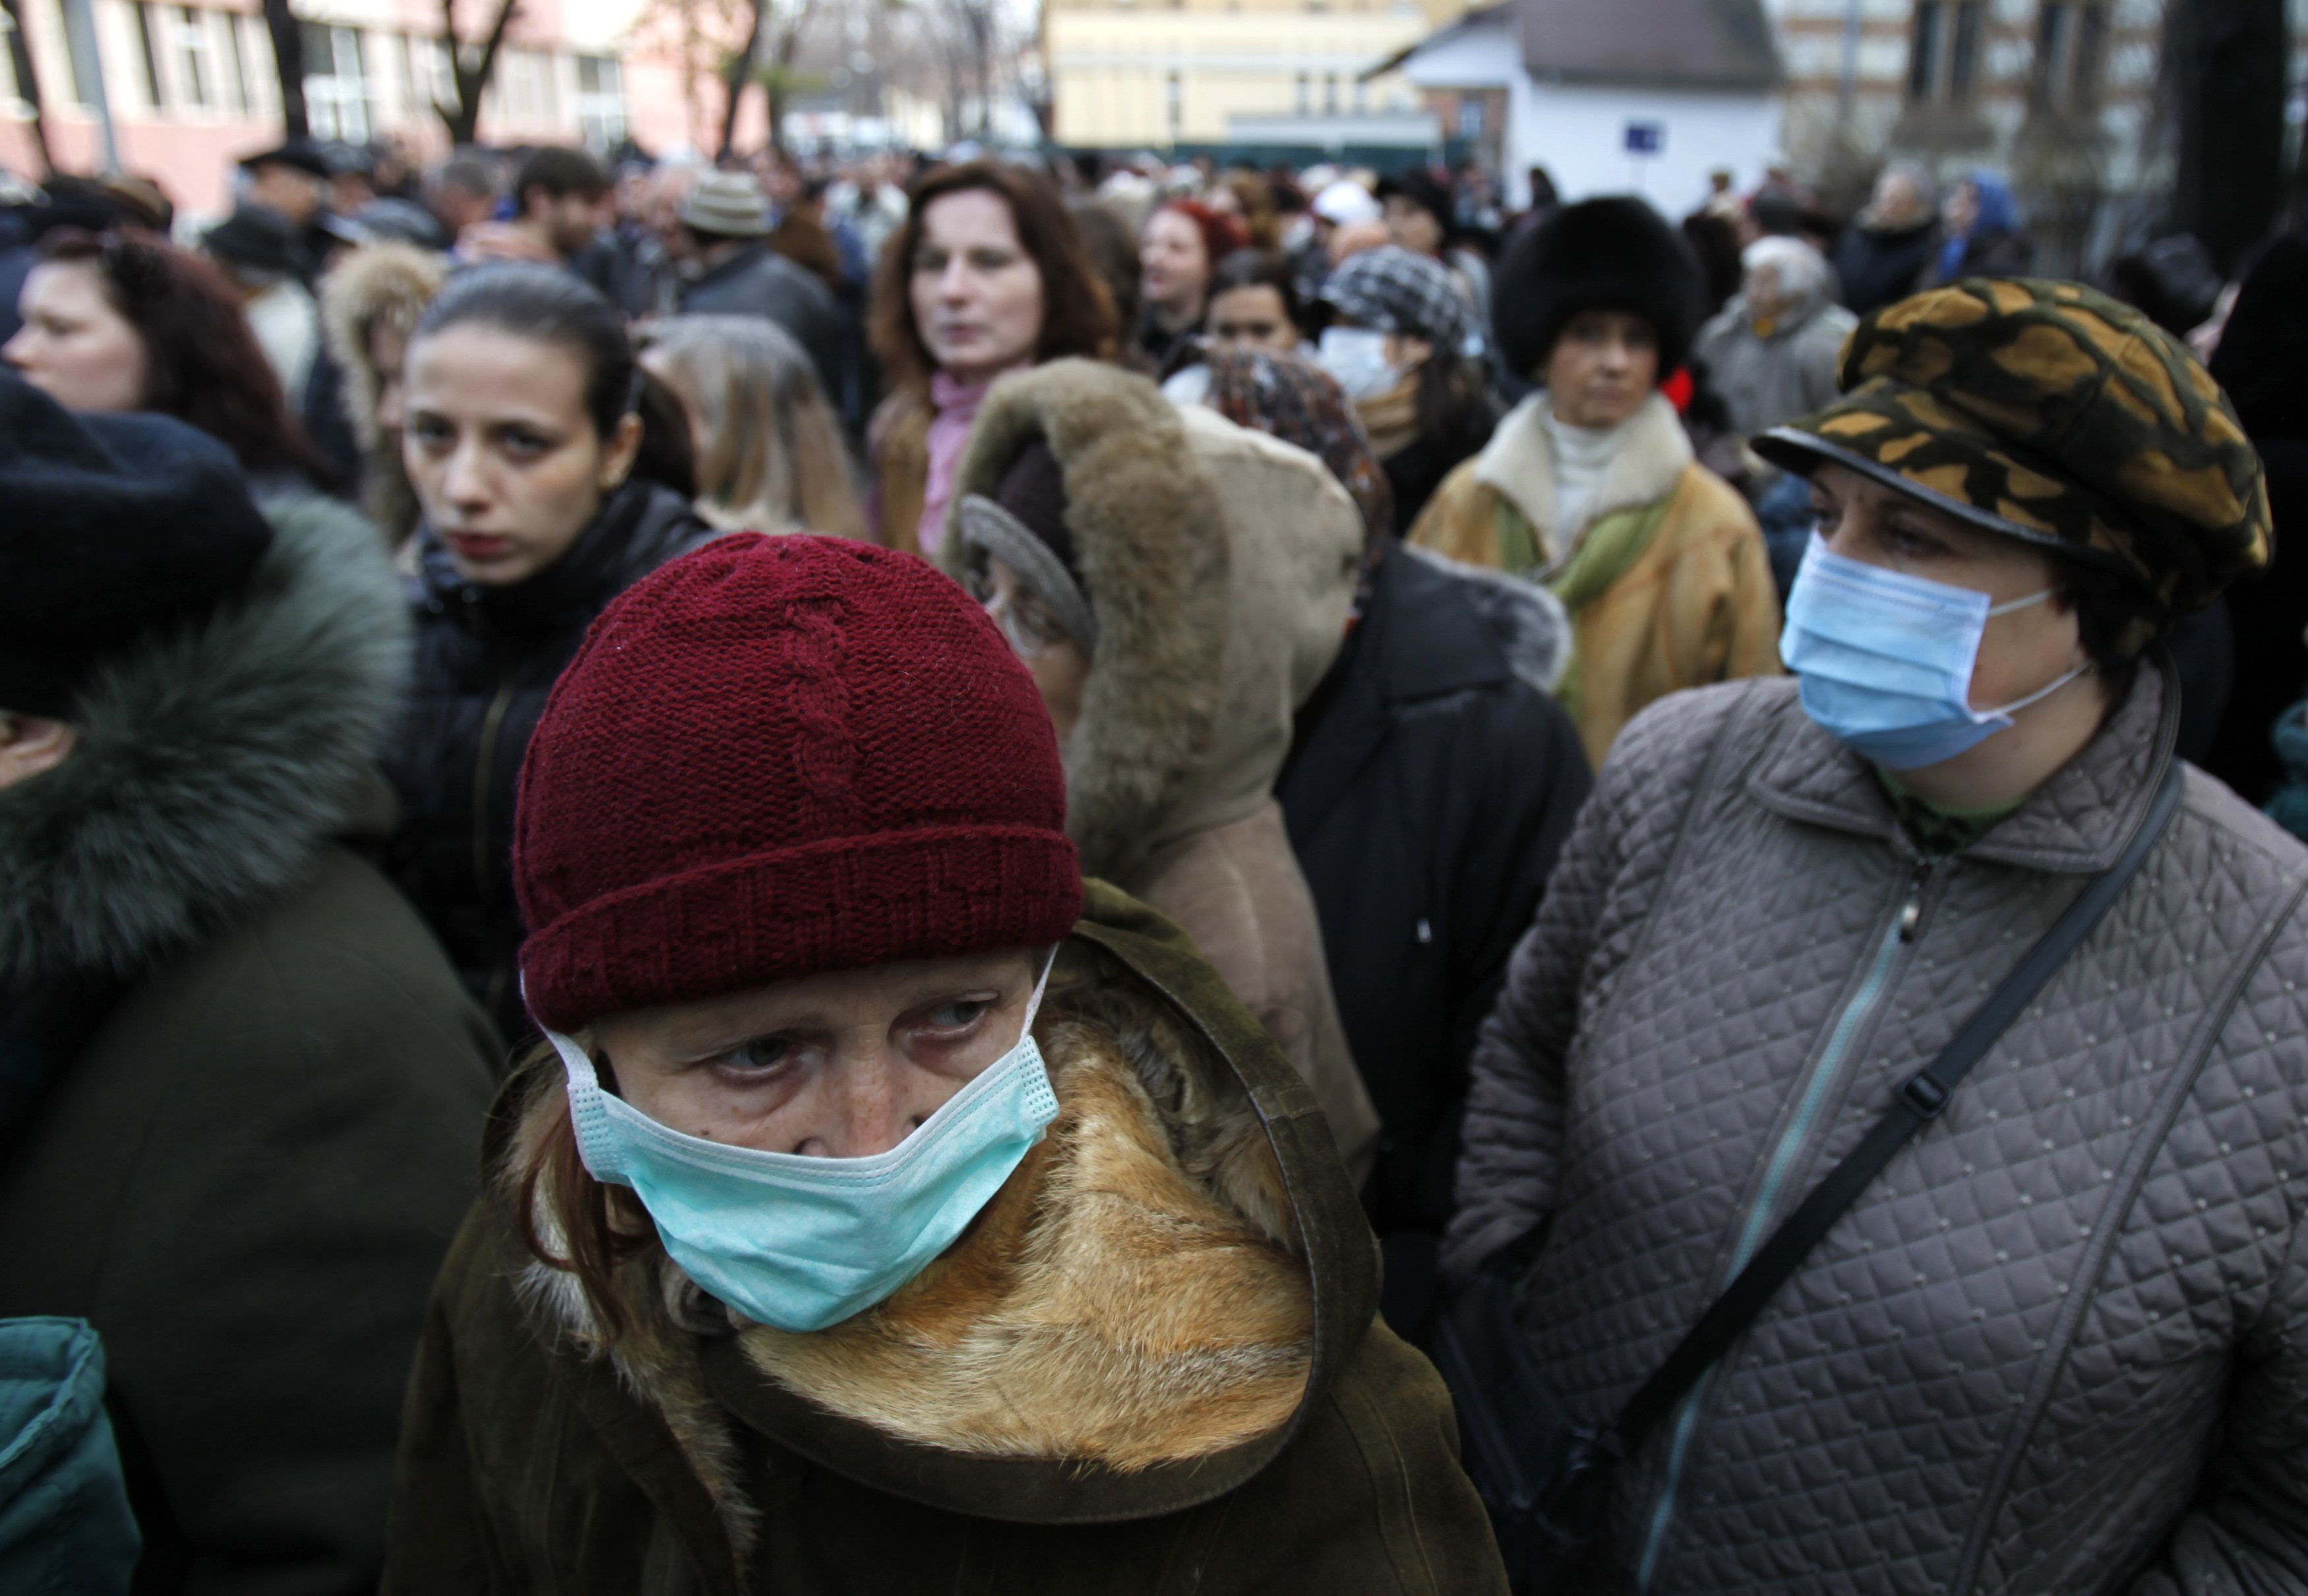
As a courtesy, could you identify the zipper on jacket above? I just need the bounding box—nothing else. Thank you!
[1633,858,1933,1591]
[471,682,517,904]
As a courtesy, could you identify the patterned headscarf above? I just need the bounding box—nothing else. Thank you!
[1754,277,2272,651]
[1189,345,1394,546]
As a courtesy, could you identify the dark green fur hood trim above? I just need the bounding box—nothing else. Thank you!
[0,496,409,988]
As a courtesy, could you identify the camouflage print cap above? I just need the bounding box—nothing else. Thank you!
[1754,277,2272,643]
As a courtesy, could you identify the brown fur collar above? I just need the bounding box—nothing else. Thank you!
[508,943,1312,1552]
[940,360,1230,882]
[318,243,444,541]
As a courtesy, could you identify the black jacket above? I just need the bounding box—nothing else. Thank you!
[383,481,714,1040]
[1277,547,1590,1251]
[0,498,498,1594]
[1831,219,1937,316]
[678,242,844,403]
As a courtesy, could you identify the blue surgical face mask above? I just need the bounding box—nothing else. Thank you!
[1317,326,1399,400]
[1780,534,2090,771]
[542,955,1060,1333]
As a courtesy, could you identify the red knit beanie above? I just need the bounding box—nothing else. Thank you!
[514,534,1082,1032]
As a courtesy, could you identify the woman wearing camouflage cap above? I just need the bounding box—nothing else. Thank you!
[1444,278,2307,1594]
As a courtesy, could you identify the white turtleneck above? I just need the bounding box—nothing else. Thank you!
[1540,401,1643,539]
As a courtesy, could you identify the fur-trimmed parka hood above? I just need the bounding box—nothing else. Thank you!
[319,242,446,541]
[0,496,410,991]
[496,882,1380,1564]
[943,361,1361,881]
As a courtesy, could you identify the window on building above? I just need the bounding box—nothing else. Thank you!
[1295,69,1310,115]
[1908,0,1984,103]
[488,46,556,125]
[1323,71,1338,113]
[61,6,101,105]
[576,53,626,150]
[2033,1,2110,110]
[169,5,213,108]
[130,2,165,109]
[217,9,250,111]
[1458,98,1482,138]
[1165,69,1181,136]
[303,22,372,140]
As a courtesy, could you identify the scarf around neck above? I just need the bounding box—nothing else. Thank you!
[919,368,1011,557]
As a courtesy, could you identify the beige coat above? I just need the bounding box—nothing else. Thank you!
[946,361,1381,1181]
[1408,392,1780,767]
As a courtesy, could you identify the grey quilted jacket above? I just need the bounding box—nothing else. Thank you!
[1445,667,2308,1595]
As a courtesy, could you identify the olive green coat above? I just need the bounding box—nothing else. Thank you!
[384,884,1506,1595]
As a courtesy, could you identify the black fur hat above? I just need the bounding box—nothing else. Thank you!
[1494,196,1705,381]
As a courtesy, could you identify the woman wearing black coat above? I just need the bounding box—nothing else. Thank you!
[1278,544,1590,1321]
[382,266,713,1040]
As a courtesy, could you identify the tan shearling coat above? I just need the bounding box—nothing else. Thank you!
[945,361,1382,1181]
[1407,391,1781,767]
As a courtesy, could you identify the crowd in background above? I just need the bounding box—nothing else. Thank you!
[4,125,2308,1594]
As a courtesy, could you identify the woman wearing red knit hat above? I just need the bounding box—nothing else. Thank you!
[382,533,1505,1595]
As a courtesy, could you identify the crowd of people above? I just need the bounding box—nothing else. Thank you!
[2,130,2307,1596]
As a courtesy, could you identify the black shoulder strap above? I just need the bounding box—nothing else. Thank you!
[1610,761,2187,1452]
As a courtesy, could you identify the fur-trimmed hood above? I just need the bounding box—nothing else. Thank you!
[319,242,446,541]
[0,496,410,991]
[501,883,1379,1560]
[943,361,1361,881]
[1473,389,1693,562]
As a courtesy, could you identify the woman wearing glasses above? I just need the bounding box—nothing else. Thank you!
[946,358,1383,1183]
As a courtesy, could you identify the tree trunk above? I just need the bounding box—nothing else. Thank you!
[433,0,520,145]
[718,0,763,157]
[2164,0,2286,272]
[1,0,51,174]
[260,0,307,138]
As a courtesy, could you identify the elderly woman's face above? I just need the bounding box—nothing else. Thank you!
[1807,462,2092,719]
[593,949,1042,1159]
[973,556,1091,746]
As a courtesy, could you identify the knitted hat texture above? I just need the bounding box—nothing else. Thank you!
[514,534,1082,1030]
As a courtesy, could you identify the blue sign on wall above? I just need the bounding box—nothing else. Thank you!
[1624,121,1664,155]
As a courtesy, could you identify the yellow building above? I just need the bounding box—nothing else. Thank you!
[1045,0,1467,148]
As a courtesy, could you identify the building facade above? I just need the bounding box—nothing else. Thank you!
[0,0,748,216]
[1043,0,1464,150]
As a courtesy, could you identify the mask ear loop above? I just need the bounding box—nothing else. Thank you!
[1986,588,2055,617]
[1017,947,1060,1043]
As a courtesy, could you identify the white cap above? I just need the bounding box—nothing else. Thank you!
[1313,179,1382,226]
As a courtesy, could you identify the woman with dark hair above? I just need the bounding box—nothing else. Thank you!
[865,160,1118,556]
[1139,199,1248,368]
[383,262,715,1040]
[2,227,338,496]
[1314,244,1498,528]
[1198,249,1304,355]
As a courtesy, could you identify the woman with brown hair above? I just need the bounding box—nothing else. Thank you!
[865,160,1116,556]
[640,314,866,538]
[3,228,339,499]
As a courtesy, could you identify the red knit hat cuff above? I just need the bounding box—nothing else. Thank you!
[520,825,1084,1032]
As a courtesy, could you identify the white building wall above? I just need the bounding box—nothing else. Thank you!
[1509,78,1783,209]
